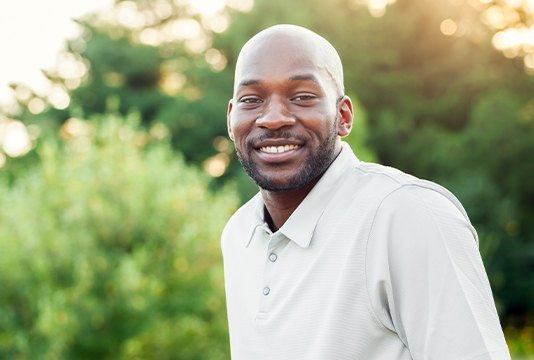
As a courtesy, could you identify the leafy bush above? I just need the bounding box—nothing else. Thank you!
[0,115,237,359]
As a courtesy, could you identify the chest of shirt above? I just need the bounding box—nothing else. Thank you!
[221,199,409,359]
[223,185,382,324]
[221,165,422,358]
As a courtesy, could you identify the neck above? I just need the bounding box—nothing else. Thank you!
[261,144,343,232]
[261,178,319,232]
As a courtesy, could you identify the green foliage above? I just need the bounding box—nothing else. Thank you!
[71,31,165,119]
[343,95,378,163]
[0,115,236,359]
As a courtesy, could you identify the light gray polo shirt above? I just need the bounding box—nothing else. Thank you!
[221,142,510,360]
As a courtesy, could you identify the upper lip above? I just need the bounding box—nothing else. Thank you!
[254,138,304,149]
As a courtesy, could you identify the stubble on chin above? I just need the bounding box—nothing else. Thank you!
[235,128,338,192]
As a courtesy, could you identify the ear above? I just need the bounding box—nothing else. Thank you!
[336,95,353,137]
[227,99,235,141]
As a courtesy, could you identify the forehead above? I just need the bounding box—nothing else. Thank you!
[234,37,332,90]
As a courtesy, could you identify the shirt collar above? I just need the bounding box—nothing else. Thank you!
[243,193,269,248]
[244,142,359,248]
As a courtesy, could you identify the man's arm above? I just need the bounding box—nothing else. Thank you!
[366,185,510,360]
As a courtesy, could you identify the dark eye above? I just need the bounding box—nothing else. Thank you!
[292,94,316,102]
[239,96,263,104]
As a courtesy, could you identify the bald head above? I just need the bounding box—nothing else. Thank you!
[233,24,345,98]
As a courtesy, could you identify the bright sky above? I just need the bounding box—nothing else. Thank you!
[0,0,112,108]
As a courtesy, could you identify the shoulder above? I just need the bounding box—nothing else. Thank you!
[352,161,473,231]
[363,166,480,262]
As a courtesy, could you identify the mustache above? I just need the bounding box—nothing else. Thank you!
[247,130,307,147]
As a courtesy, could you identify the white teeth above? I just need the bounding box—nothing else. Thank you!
[259,144,301,154]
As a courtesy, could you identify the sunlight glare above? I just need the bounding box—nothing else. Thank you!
[213,136,231,153]
[185,35,211,54]
[190,0,226,16]
[1,120,32,157]
[14,86,32,102]
[116,1,145,29]
[28,98,46,114]
[504,0,522,8]
[60,117,92,139]
[167,19,202,40]
[65,77,82,90]
[227,0,254,12]
[154,0,173,18]
[525,53,534,69]
[57,53,88,80]
[203,14,230,33]
[483,6,507,29]
[367,0,396,18]
[492,27,534,52]
[0,0,112,109]
[48,86,71,110]
[159,72,187,95]
[205,48,227,71]
[441,19,458,36]
[139,28,164,46]
[203,153,229,177]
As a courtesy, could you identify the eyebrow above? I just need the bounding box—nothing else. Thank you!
[237,79,263,88]
[288,74,321,85]
[236,74,322,92]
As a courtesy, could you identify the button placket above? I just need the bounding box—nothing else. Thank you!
[257,231,279,316]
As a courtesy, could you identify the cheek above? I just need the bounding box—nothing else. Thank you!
[230,113,254,146]
[291,100,336,122]
[296,109,336,137]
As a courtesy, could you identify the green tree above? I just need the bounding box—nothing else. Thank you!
[0,115,236,359]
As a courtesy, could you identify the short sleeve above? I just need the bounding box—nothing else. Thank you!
[366,185,510,360]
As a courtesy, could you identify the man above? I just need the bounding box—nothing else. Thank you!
[221,24,510,360]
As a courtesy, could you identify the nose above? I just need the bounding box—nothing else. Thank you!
[255,97,296,130]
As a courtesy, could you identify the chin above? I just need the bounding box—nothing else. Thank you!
[254,170,312,192]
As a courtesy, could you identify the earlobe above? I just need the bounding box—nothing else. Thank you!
[338,124,352,137]
[337,96,353,138]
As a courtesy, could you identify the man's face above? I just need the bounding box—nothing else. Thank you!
[227,38,347,191]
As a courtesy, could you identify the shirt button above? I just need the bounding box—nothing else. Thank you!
[262,287,270,295]
[268,253,277,262]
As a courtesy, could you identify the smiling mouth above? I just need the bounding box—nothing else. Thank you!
[259,144,302,154]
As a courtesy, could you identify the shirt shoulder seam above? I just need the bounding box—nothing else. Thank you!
[353,162,414,186]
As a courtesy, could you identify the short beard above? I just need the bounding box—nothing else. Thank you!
[236,116,339,192]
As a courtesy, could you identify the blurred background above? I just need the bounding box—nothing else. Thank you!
[0,0,532,358]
